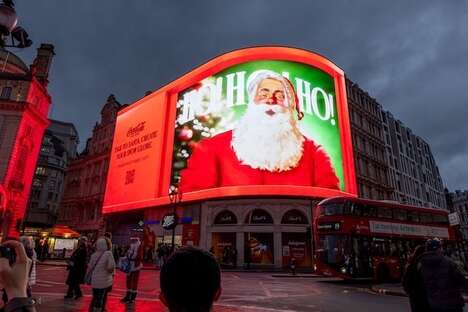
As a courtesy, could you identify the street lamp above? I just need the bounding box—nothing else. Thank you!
[0,0,32,48]
[167,185,182,253]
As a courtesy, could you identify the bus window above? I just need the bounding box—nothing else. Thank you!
[394,209,407,221]
[408,211,420,223]
[377,207,393,219]
[361,205,377,217]
[432,214,449,225]
[350,203,362,216]
[420,213,433,223]
[321,202,344,216]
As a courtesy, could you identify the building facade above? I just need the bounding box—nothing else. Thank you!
[382,111,446,209]
[0,44,55,238]
[345,79,446,209]
[346,79,394,201]
[24,119,78,229]
[447,190,468,239]
[58,95,123,240]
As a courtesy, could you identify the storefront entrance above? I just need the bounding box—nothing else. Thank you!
[200,198,314,270]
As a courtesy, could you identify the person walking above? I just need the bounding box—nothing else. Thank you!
[65,237,88,299]
[19,236,37,299]
[402,245,428,312]
[120,237,143,304]
[87,237,115,312]
[417,238,465,312]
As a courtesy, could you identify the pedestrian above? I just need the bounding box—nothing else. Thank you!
[231,247,238,268]
[417,238,465,312]
[86,237,115,312]
[402,245,428,312]
[159,246,221,312]
[120,237,143,304]
[64,237,88,299]
[19,236,37,299]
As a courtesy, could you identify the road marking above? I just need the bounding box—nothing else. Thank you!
[219,303,295,312]
[259,281,272,298]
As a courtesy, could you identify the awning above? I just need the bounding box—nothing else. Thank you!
[50,225,80,238]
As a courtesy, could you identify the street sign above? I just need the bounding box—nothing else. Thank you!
[448,212,460,226]
[162,213,178,230]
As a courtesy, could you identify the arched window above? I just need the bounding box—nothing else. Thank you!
[213,210,237,225]
[245,209,273,224]
[281,209,308,224]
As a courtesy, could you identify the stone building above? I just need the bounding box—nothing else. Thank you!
[0,44,55,237]
[346,79,393,200]
[346,79,446,209]
[24,119,78,229]
[58,95,123,239]
[382,111,446,208]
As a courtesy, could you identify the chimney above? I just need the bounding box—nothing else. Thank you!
[31,43,55,87]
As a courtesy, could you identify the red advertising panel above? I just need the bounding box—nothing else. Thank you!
[103,93,168,211]
[103,47,357,213]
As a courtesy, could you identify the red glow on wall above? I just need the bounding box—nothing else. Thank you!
[103,46,357,214]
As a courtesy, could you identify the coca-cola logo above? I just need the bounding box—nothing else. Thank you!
[127,122,146,138]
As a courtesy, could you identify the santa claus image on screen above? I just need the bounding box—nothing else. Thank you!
[179,70,339,192]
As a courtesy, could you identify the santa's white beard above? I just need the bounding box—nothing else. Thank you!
[231,103,304,172]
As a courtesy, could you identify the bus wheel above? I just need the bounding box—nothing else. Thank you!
[376,265,390,283]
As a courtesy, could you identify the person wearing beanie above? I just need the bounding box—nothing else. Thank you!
[179,69,339,193]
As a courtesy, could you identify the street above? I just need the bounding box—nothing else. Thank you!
[30,264,454,312]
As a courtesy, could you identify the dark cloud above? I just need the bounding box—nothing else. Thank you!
[12,0,468,190]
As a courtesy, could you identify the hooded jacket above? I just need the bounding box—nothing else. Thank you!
[418,251,465,310]
[88,238,115,289]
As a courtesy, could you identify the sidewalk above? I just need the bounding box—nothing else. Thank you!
[370,283,468,303]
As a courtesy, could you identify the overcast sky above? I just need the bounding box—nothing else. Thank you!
[12,1,468,190]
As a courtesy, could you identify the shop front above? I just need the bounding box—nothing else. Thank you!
[200,198,314,269]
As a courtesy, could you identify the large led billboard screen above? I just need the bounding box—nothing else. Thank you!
[103,47,356,213]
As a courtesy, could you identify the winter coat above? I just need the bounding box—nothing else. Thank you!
[88,238,115,289]
[402,257,429,312]
[418,251,465,311]
[66,246,88,285]
[126,240,143,272]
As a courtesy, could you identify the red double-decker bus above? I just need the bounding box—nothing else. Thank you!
[313,197,457,281]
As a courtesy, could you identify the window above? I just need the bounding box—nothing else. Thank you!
[408,211,420,223]
[0,87,12,99]
[419,213,433,223]
[35,167,46,175]
[377,207,393,219]
[321,202,344,216]
[432,214,448,225]
[394,209,407,221]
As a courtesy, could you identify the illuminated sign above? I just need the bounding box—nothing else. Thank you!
[103,47,357,213]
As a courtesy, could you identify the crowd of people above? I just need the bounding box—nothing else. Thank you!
[0,236,467,312]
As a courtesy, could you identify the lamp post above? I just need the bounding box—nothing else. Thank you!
[168,185,182,253]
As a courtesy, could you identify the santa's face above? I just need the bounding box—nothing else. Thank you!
[254,78,287,110]
[231,77,304,172]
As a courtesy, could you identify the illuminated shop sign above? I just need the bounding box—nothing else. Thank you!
[103,47,357,213]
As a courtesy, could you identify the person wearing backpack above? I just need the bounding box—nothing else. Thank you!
[86,237,115,312]
[417,238,465,312]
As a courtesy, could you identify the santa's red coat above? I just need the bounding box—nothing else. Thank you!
[179,130,339,192]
